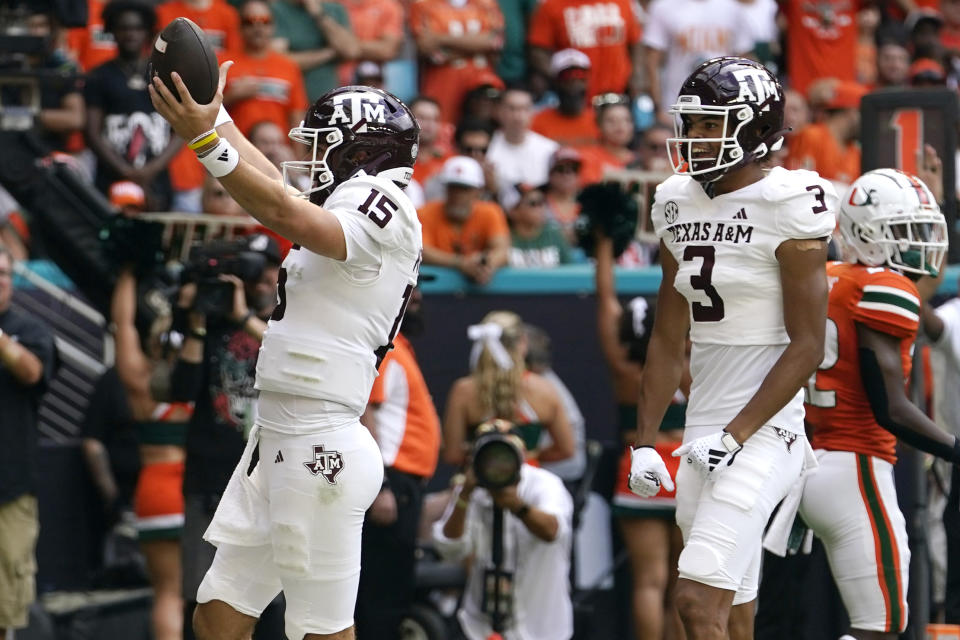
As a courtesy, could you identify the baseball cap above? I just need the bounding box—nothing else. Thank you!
[549,147,583,171]
[825,81,868,110]
[550,48,591,76]
[109,180,146,209]
[440,156,485,189]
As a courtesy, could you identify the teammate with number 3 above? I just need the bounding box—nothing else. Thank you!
[800,168,955,640]
[149,61,422,640]
[627,57,837,639]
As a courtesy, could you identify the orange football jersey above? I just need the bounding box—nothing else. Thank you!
[806,261,920,464]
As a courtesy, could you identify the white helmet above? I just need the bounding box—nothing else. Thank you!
[837,168,948,277]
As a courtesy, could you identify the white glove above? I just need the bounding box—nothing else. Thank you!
[672,430,742,480]
[628,446,675,497]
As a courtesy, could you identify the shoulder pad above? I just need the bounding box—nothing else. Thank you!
[326,175,422,253]
[764,168,838,240]
[651,175,694,237]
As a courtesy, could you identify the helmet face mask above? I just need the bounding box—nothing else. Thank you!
[667,57,786,183]
[281,85,419,205]
[283,127,343,202]
[838,169,948,277]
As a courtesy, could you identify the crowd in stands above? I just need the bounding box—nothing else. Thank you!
[8,0,960,273]
[6,0,960,639]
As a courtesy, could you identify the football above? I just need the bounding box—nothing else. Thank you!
[149,17,219,104]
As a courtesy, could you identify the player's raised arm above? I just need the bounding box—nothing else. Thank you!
[150,67,346,257]
[149,64,418,261]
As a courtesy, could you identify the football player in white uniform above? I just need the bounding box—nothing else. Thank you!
[627,56,838,640]
[150,63,421,640]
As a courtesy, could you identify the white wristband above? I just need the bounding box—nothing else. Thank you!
[197,138,240,178]
[215,104,233,128]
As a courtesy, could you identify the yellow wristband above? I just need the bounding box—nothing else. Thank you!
[188,129,219,151]
[456,497,470,510]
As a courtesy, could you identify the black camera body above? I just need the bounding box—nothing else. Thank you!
[182,239,267,318]
[472,428,524,490]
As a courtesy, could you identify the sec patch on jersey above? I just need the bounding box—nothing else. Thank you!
[149,17,218,104]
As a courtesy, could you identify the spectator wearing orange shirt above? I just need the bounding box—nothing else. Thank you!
[67,0,116,71]
[157,0,242,212]
[223,0,309,136]
[528,0,642,98]
[531,49,600,148]
[339,0,404,87]
[156,0,241,54]
[410,96,454,185]
[578,94,638,186]
[419,156,510,284]
[787,81,865,185]
[357,286,440,640]
[783,0,859,97]
[410,0,505,122]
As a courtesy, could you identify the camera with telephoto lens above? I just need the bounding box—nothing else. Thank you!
[472,419,525,490]
[181,238,268,319]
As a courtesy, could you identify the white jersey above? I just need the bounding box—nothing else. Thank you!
[651,166,837,433]
[255,173,422,425]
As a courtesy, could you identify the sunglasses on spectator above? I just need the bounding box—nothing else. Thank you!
[462,145,488,155]
[523,197,546,207]
[242,15,273,26]
[592,92,630,108]
[552,163,580,174]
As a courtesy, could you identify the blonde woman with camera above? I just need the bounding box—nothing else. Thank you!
[441,311,576,468]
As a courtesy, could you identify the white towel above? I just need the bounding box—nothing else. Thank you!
[762,439,818,557]
[204,425,273,548]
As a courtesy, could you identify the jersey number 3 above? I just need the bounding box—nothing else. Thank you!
[684,246,724,322]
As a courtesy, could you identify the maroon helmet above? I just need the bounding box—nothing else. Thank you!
[666,57,787,183]
[282,85,420,205]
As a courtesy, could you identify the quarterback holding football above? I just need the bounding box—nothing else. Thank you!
[150,51,421,640]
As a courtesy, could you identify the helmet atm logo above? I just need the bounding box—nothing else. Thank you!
[731,68,780,111]
[327,92,387,132]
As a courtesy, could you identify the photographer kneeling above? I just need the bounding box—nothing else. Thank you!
[433,419,574,640]
[168,234,286,639]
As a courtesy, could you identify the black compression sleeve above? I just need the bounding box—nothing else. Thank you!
[859,347,960,463]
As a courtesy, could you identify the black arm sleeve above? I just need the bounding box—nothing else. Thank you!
[169,359,203,402]
[859,346,960,463]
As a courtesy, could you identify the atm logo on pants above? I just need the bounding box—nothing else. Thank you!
[304,445,344,484]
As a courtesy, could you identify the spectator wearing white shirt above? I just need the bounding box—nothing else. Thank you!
[433,420,574,640]
[642,0,754,119]
[487,87,559,207]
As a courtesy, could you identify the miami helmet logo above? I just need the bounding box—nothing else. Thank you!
[304,445,345,484]
[327,92,387,132]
